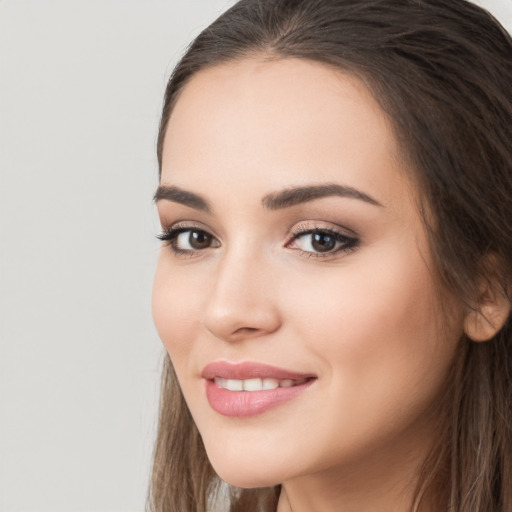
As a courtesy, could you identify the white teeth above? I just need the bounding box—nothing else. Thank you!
[262,378,279,390]
[214,377,305,391]
[225,379,243,391]
[243,378,263,391]
[215,378,226,389]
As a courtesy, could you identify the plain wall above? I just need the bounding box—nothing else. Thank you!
[1,1,511,511]
[0,2,235,511]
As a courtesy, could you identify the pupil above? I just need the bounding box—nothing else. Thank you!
[190,231,211,249]
[312,233,335,252]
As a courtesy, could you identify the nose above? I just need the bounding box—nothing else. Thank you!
[201,249,282,342]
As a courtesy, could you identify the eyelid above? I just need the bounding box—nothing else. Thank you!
[288,221,358,240]
[157,221,221,256]
[159,220,220,239]
[162,220,209,231]
[285,221,360,259]
[156,220,359,259]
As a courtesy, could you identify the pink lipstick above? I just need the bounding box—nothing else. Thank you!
[201,361,316,417]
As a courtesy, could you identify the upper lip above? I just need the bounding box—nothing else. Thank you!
[201,361,316,381]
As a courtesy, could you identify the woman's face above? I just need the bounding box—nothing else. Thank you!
[153,58,464,490]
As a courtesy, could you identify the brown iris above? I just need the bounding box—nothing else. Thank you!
[189,230,213,250]
[311,232,336,252]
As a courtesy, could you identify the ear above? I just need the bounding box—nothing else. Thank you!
[464,258,511,342]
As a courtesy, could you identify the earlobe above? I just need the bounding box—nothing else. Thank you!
[463,277,511,342]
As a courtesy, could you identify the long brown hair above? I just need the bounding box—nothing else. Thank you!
[148,1,512,510]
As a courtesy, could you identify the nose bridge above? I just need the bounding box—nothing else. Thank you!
[201,242,280,341]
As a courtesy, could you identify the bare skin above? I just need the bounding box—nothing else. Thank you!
[153,57,466,511]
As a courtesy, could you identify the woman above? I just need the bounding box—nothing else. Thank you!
[149,0,512,511]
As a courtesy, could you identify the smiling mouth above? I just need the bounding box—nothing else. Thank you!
[213,376,311,391]
[202,361,316,417]
[201,360,315,381]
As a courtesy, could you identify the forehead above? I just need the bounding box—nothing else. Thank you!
[161,57,412,208]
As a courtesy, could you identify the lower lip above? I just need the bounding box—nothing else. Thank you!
[205,379,315,417]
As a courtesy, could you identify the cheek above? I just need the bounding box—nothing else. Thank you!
[284,244,460,399]
[152,257,201,363]
[268,247,462,469]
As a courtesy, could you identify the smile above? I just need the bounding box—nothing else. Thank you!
[214,377,309,391]
[202,362,316,417]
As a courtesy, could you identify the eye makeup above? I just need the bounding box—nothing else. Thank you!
[285,222,360,259]
[157,219,360,260]
[157,223,220,256]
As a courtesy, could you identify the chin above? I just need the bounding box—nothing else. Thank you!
[219,474,277,489]
[207,454,284,489]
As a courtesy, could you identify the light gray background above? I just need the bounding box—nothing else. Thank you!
[1,1,511,511]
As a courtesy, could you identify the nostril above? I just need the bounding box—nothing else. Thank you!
[233,327,260,335]
[222,326,268,342]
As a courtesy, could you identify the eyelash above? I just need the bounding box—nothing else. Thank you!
[287,224,359,259]
[156,224,216,257]
[157,223,359,259]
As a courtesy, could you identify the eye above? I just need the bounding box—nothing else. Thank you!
[287,226,359,257]
[157,226,220,255]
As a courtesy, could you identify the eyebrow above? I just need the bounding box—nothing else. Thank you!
[261,183,382,209]
[154,183,382,212]
[154,185,212,213]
